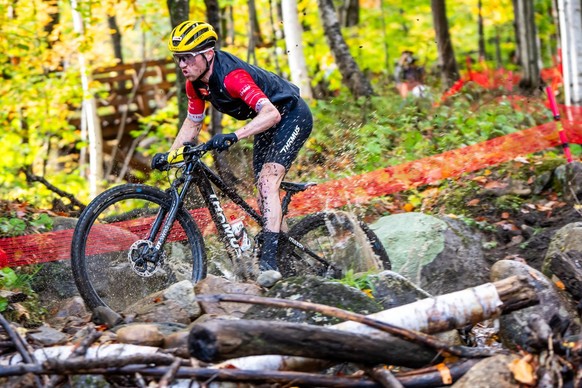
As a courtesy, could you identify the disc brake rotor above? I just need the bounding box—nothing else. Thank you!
[128,240,166,277]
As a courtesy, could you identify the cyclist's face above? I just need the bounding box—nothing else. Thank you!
[174,50,211,81]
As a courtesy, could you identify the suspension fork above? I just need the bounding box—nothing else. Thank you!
[146,174,195,259]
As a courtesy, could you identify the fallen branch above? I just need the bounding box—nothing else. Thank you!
[23,166,86,211]
[0,358,481,387]
[0,363,380,387]
[199,276,536,371]
[189,318,443,367]
[0,313,45,387]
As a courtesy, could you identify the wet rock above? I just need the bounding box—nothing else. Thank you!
[92,306,124,328]
[541,222,582,300]
[243,276,382,325]
[554,161,582,201]
[27,325,68,346]
[543,222,582,263]
[257,270,282,288]
[367,270,432,309]
[194,275,263,318]
[116,323,164,347]
[123,280,201,324]
[491,259,581,351]
[31,260,78,310]
[451,354,521,387]
[543,250,582,300]
[371,213,490,295]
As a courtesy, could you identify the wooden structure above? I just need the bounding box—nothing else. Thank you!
[72,59,177,178]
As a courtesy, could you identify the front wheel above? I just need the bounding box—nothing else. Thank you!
[70,184,206,313]
[280,211,390,278]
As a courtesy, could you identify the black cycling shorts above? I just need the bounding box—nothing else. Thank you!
[253,98,313,179]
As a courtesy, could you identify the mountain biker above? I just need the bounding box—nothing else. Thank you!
[151,21,313,275]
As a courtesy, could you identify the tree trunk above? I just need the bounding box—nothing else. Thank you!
[166,0,190,127]
[341,0,359,27]
[282,0,313,99]
[71,0,103,196]
[513,0,542,93]
[189,319,441,367]
[478,0,485,60]
[268,0,282,75]
[557,0,582,105]
[108,16,124,64]
[431,0,459,88]
[317,0,373,98]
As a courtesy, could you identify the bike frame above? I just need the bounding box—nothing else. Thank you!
[149,150,331,268]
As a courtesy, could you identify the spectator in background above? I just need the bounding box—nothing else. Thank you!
[394,50,427,98]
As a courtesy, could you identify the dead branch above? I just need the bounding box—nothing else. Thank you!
[394,359,480,386]
[0,363,381,387]
[189,318,443,367]
[0,358,483,387]
[23,166,86,211]
[195,293,505,359]
[367,367,405,388]
[0,312,43,388]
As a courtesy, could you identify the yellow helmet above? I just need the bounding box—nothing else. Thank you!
[168,21,217,53]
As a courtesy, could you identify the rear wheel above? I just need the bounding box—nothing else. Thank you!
[280,211,390,278]
[70,184,206,313]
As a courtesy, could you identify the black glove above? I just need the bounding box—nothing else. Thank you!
[151,152,170,171]
[209,133,238,152]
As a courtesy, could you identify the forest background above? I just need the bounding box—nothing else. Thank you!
[0,0,566,226]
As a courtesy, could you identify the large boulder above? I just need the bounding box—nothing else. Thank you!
[370,213,490,295]
[243,276,382,325]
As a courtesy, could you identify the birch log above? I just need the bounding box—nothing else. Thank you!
[209,275,536,371]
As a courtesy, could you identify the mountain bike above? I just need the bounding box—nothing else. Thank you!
[70,141,390,313]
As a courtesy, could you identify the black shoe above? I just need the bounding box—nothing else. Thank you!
[258,231,280,272]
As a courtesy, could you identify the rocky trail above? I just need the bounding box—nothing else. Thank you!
[0,157,581,387]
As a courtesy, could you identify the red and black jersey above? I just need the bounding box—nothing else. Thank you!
[186,50,300,122]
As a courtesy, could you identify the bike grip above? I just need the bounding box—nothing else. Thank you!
[168,147,185,163]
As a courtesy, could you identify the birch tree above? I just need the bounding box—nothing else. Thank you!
[557,0,582,105]
[317,0,373,98]
[71,0,103,196]
[282,0,313,99]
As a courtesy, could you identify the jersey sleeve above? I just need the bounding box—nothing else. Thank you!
[223,69,269,112]
[185,81,206,123]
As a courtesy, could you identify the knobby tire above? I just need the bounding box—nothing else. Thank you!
[70,184,206,313]
[280,212,391,278]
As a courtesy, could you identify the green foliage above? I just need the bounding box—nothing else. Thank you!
[298,84,550,182]
[0,212,53,237]
[457,214,496,232]
[331,269,376,295]
[0,267,45,326]
[0,0,560,210]
[494,194,523,211]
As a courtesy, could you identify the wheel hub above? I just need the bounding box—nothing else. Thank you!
[128,240,165,277]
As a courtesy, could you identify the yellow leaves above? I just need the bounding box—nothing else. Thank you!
[508,355,537,386]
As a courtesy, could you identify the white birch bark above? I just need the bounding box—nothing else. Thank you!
[281,0,313,99]
[71,0,103,196]
[213,281,504,371]
[557,0,582,106]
